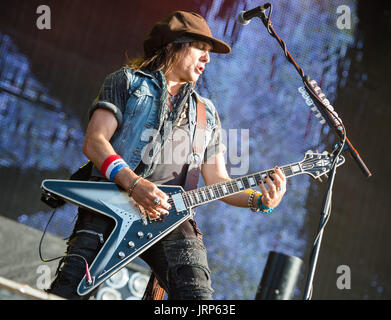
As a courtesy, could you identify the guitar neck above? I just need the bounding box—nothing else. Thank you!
[181,161,304,208]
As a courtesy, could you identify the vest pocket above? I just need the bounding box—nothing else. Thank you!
[125,85,155,117]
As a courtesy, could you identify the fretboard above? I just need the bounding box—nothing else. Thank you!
[181,162,303,208]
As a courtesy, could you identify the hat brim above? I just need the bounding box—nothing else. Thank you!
[183,32,231,54]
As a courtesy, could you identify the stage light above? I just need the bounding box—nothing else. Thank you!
[105,268,130,289]
[127,272,149,298]
[96,287,122,300]
[93,264,151,300]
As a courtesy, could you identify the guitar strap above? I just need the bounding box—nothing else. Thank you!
[184,96,207,191]
[142,275,165,300]
[142,96,207,300]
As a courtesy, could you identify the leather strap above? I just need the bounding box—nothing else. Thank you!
[142,273,165,300]
[142,97,207,300]
[184,97,207,191]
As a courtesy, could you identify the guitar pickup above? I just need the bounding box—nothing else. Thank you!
[171,193,186,213]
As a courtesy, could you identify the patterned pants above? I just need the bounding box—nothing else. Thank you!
[47,207,214,300]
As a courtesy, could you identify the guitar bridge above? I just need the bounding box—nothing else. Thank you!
[171,193,186,213]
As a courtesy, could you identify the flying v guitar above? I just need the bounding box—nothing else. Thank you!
[41,150,344,296]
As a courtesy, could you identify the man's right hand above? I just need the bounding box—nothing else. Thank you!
[115,169,171,219]
[83,108,171,220]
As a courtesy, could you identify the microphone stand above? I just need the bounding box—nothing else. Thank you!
[302,141,342,299]
[247,4,372,299]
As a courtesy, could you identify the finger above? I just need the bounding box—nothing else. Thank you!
[259,180,271,201]
[160,201,171,211]
[151,200,170,215]
[148,195,170,214]
[146,207,162,219]
[148,193,161,206]
[137,204,147,217]
[153,204,171,217]
[265,176,277,196]
[275,168,287,193]
[138,205,164,220]
[273,173,283,190]
[155,190,171,210]
[156,206,170,216]
[149,194,171,211]
[275,167,286,181]
[158,197,171,211]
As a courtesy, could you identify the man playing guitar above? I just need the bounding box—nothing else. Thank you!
[47,10,286,300]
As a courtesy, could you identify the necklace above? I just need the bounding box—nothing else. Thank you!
[177,106,187,126]
[166,85,189,126]
[167,90,178,110]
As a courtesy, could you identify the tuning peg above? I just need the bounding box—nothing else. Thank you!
[325,102,333,111]
[317,173,329,182]
[318,92,326,100]
[310,80,320,92]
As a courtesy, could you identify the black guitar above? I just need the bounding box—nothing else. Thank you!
[41,150,344,296]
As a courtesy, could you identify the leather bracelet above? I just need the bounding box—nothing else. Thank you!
[127,177,141,197]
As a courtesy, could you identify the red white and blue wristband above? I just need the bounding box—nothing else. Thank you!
[100,155,129,181]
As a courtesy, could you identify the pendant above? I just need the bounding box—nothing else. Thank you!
[188,152,202,165]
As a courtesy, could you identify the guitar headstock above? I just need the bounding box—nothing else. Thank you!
[300,150,345,180]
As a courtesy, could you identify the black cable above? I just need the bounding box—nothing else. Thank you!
[38,208,62,263]
[258,4,306,80]
[39,208,92,283]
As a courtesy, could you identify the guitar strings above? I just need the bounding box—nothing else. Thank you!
[181,166,288,207]
[180,157,334,209]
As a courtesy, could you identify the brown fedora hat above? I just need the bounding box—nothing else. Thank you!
[143,11,231,57]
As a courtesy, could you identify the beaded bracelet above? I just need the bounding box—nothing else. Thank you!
[248,191,260,212]
[128,177,142,197]
[257,194,274,214]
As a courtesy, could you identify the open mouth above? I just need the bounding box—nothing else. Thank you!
[196,66,204,74]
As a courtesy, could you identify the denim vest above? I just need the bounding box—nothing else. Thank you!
[91,67,218,179]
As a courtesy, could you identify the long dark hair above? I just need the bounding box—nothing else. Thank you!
[126,42,187,75]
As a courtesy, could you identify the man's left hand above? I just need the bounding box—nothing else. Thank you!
[258,166,287,209]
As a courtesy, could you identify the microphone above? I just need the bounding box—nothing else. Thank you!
[237,3,271,25]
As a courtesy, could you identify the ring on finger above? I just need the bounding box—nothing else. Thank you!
[153,197,161,206]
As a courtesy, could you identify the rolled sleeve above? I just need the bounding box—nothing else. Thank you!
[89,68,130,127]
[89,100,123,126]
